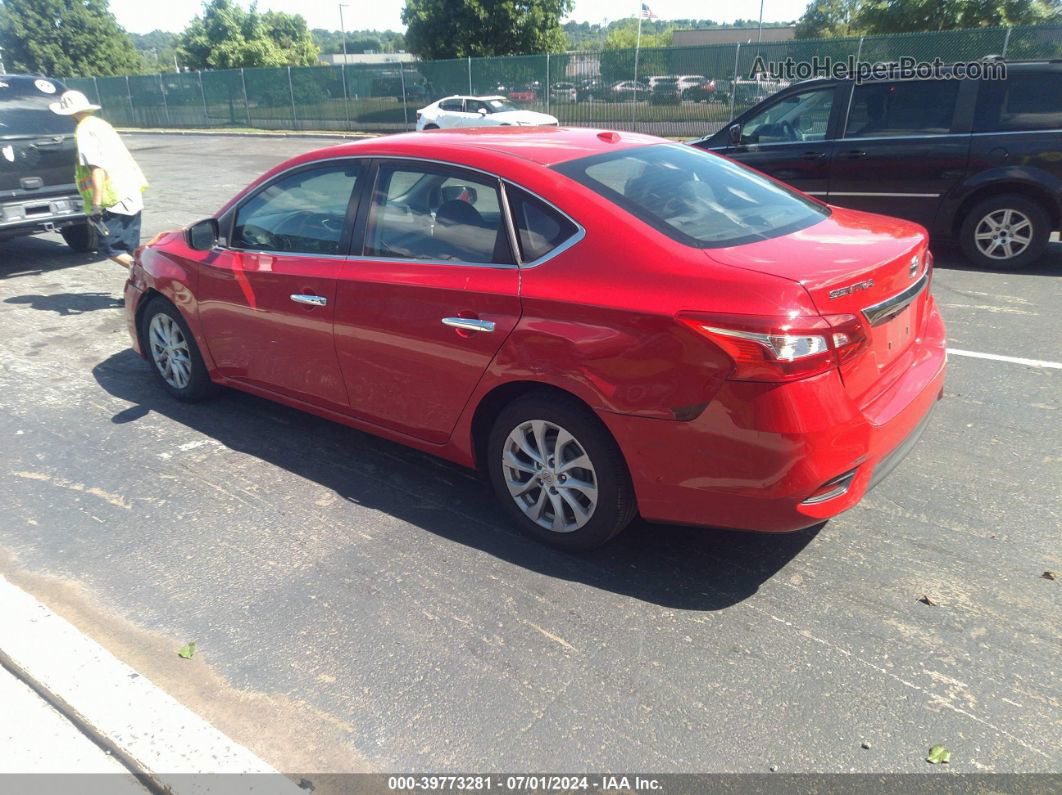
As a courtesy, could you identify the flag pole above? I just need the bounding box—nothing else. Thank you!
[632,9,643,128]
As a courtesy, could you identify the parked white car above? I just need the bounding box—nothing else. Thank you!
[416,96,558,130]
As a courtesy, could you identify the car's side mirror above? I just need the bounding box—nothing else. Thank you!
[728,123,742,145]
[186,218,219,251]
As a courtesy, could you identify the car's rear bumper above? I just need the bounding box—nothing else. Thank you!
[0,193,84,235]
[600,298,947,533]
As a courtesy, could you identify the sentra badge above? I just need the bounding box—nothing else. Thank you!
[828,279,874,299]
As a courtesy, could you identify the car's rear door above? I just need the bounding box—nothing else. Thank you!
[827,78,973,227]
[332,159,521,444]
[197,160,364,412]
[703,83,844,197]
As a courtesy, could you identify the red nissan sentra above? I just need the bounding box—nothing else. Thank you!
[124,128,946,550]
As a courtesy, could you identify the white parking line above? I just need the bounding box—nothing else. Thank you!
[948,348,1062,370]
[0,576,302,793]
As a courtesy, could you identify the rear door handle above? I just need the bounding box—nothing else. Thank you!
[840,150,867,159]
[290,294,327,307]
[442,317,495,333]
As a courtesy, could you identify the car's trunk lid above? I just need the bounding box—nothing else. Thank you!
[703,207,932,406]
[0,77,77,198]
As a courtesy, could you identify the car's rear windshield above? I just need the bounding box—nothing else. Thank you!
[0,78,73,137]
[554,144,829,248]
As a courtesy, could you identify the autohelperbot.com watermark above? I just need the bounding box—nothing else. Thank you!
[749,55,1007,84]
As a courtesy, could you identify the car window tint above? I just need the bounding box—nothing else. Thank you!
[365,164,510,265]
[974,72,1062,132]
[439,99,464,112]
[507,186,579,262]
[741,88,834,144]
[233,164,359,255]
[556,144,828,248]
[0,79,73,136]
[845,80,959,138]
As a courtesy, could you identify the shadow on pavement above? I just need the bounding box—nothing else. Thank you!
[931,240,1062,276]
[5,292,123,315]
[92,348,819,612]
[0,235,102,278]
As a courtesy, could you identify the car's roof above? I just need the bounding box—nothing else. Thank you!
[322,126,662,167]
[440,94,507,102]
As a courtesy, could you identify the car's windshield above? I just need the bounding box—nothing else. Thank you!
[555,144,829,248]
[0,79,73,137]
[487,99,517,112]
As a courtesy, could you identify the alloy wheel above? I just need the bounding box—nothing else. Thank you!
[974,208,1033,260]
[148,313,192,390]
[502,419,598,533]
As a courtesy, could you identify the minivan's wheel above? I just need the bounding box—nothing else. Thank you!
[487,393,636,551]
[60,222,97,253]
[140,298,214,401]
[960,194,1050,270]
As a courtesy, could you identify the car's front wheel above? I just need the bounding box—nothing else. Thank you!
[140,298,214,401]
[487,393,637,550]
[60,222,97,253]
[960,194,1050,270]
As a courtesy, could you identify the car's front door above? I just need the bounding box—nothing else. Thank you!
[197,161,363,412]
[706,84,843,197]
[827,79,972,228]
[332,160,521,444]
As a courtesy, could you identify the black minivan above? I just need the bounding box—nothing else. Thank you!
[693,60,1062,269]
[0,75,93,252]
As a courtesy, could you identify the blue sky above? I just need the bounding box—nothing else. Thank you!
[109,0,810,35]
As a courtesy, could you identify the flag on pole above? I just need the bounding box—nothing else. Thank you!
[640,3,656,18]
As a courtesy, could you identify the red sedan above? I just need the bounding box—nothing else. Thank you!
[124,127,946,550]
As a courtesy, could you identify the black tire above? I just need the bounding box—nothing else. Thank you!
[139,297,214,402]
[60,222,97,253]
[422,123,439,130]
[959,194,1050,270]
[487,392,637,551]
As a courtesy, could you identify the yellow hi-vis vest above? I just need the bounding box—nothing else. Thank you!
[74,116,148,211]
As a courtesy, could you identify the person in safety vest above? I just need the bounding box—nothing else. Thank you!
[49,90,148,269]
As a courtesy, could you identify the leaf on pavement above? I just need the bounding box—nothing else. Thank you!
[918,594,939,606]
[926,744,950,764]
[178,641,197,659]
[1043,571,1057,581]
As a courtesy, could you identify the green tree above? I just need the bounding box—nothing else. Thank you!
[402,0,573,59]
[0,0,142,76]
[795,0,866,38]
[177,0,319,69]
[858,0,1060,33]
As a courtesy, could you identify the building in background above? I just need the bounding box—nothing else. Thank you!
[320,53,417,66]
[672,27,796,47]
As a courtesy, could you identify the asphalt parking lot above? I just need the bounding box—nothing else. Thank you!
[0,134,1059,776]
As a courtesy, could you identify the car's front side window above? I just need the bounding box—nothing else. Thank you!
[364,164,511,265]
[232,163,361,255]
[740,88,834,144]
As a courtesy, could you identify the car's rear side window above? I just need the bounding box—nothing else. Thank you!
[438,99,464,112]
[554,144,828,248]
[845,80,960,138]
[506,186,579,262]
[974,71,1062,132]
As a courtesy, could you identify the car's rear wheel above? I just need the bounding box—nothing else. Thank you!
[60,222,97,253]
[960,194,1050,270]
[487,393,636,551]
[422,123,439,130]
[140,298,214,402]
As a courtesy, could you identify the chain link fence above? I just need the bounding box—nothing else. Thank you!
[62,24,1061,138]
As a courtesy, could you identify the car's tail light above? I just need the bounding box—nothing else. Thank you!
[679,312,869,382]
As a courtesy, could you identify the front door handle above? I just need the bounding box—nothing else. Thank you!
[290,294,327,307]
[442,317,495,333]
[801,151,826,160]
[840,150,867,159]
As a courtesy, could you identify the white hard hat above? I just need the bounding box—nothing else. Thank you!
[49,90,102,115]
